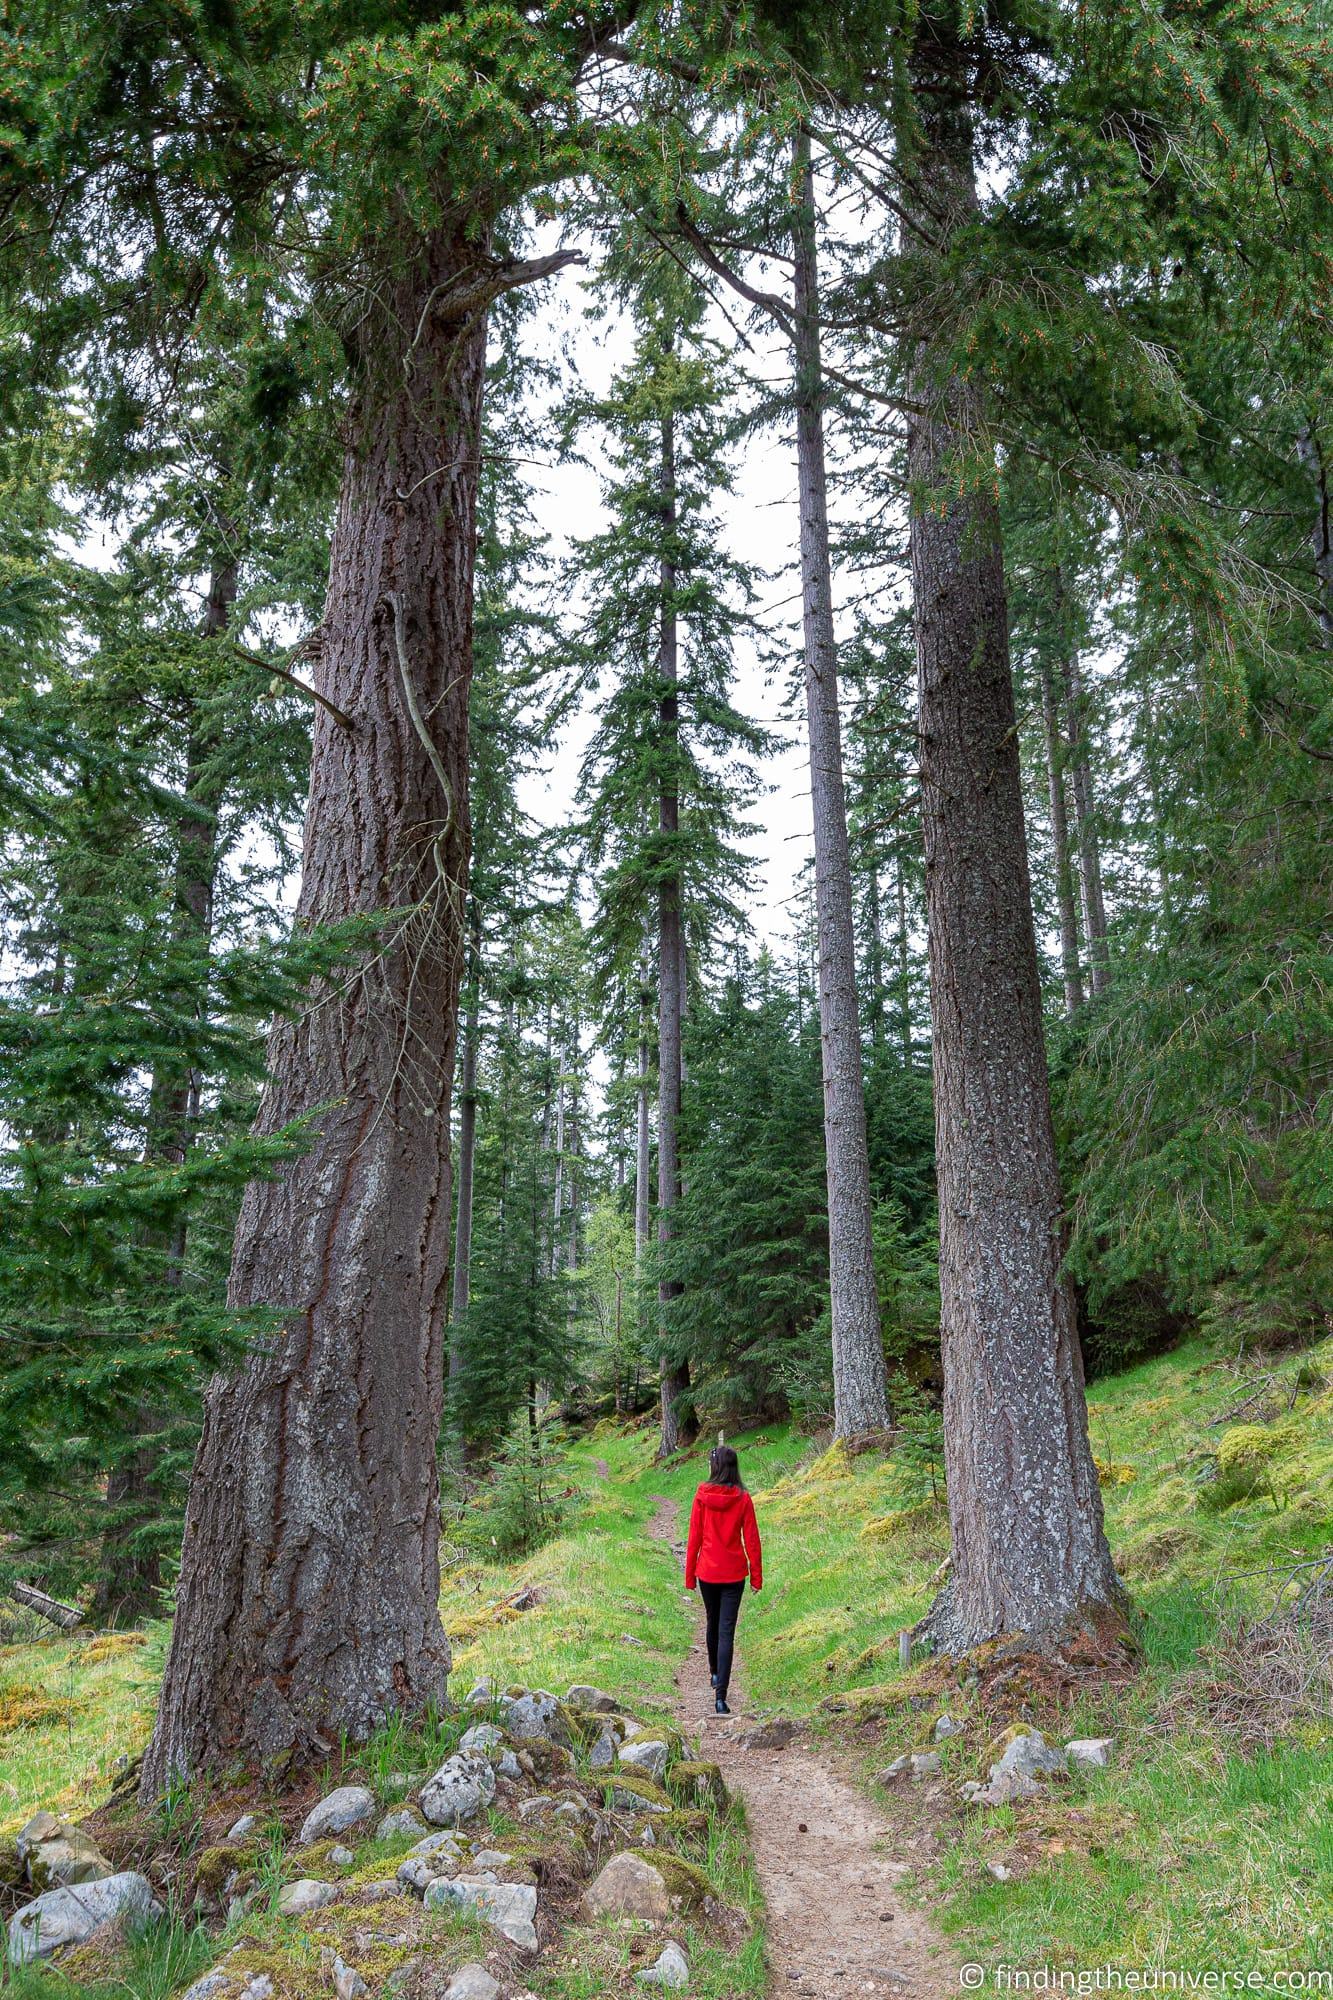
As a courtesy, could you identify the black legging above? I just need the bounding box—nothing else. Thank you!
[699,1578,746,1701]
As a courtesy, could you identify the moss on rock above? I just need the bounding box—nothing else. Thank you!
[194,1842,260,1902]
[601,1770,672,1810]
[647,1850,712,1909]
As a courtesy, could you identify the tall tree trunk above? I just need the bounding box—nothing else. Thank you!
[791,127,889,1439]
[96,559,239,1625]
[1039,661,1085,1016]
[634,963,652,1265]
[1295,424,1333,642]
[449,899,482,1379]
[893,850,914,1062]
[1063,653,1111,996]
[903,61,1123,1655]
[143,222,486,1792]
[866,860,886,1055]
[656,404,693,1458]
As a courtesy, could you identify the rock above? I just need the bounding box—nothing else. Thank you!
[497,1751,522,1781]
[875,1757,909,1782]
[244,1978,274,2000]
[741,1718,798,1751]
[667,1761,727,1812]
[638,1941,690,1990]
[619,1739,669,1782]
[277,1880,339,1915]
[354,1880,412,1903]
[329,1846,355,1871]
[986,1861,1013,1883]
[397,1854,459,1895]
[909,1751,941,1777]
[992,1731,1067,1784]
[410,1830,466,1857]
[470,1850,513,1873]
[297,1785,376,1847]
[376,1810,428,1841]
[589,1730,617,1769]
[972,1768,1041,1807]
[934,1714,964,1741]
[606,1786,668,1816]
[517,1795,555,1820]
[331,1954,366,2000]
[1065,1737,1117,1772]
[583,1852,673,1923]
[420,1752,497,1826]
[465,1679,493,1707]
[226,1815,259,1843]
[179,1972,233,2000]
[459,1723,504,1755]
[8,1872,161,1962]
[423,1877,538,1950]
[566,1685,618,1712]
[443,1967,502,2000]
[24,1824,115,1891]
[15,1813,62,1862]
[505,1691,571,1746]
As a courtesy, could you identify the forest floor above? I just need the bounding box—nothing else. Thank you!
[4,1328,1333,1994]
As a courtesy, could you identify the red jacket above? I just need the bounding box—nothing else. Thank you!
[684,1482,763,1591]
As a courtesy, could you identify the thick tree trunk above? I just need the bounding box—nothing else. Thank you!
[142,223,486,1792]
[1064,653,1111,996]
[791,129,889,1440]
[655,406,694,1459]
[97,560,239,1625]
[903,71,1123,1654]
[1039,661,1085,1016]
[448,901,482,1379]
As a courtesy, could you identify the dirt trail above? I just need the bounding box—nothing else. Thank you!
[647,1493,954,1999]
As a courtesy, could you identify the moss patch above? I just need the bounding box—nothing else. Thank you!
[666,1761,728,1812]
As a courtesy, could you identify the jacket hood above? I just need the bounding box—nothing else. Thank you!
[696,1481,746,1508]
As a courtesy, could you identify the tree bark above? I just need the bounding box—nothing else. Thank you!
[903,64,1123,1654]
[449,898,482,1378]
[1039,661,1085,1016]
[791,128,889,1440]
[893,851,914,1062]
[1295,425,1333,643]
[1063,652,1111,996]
[142,221,486,1791]
[656,405,693,1459]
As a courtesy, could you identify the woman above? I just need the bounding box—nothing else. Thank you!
[684,1444,763,1714]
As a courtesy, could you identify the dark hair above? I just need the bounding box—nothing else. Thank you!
[708,1444,744,1490]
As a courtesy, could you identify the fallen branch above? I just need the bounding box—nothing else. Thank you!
[10,1581,83,1629]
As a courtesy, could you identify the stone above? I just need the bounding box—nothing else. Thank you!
[909,1751,941,1777]
[470,1850,513,1872]
[8,1872,161,1962]
[583,1852,673,1923]
[972,1768,1041,1807]
[355,1880,411,1903]
[589,1730,617,1769]
[517,1796,555,1820]
[459,1723,504,1755]
[465,1679,493,1707]
[443,1967,502,2000]
[606,1786,668,1816]
[226,1815,259,1843]
[420,1753,496,1827]
[991,1731,1067,1784]
[376,1810,428,1841]
[15,1813,62,1862]
[179,1973,233,2000]
[934,1714,964,1742]
[566,1685,618,1712]
[497,1751,522,1781]
[505,1691,571,1746]
[397,1854,459,1895]
[423,1877,538,1950]
[297,1786,376,1847]
[410,1830,465,1857]
[277,1880,339,1916]
[329,1847,355,1871]
[24,1824,115,1891]
[986,1861,1013,1883]
[332,1955,366,2000]
[741,1718,798,1751]
[875,1757,909,1782]
[638,1941,690,1990]
[1065,1737,1117,1772]
[244,1978,274,2000]
[619,1739,669,1782]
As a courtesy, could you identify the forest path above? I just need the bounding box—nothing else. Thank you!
[645,1494,955,1999]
